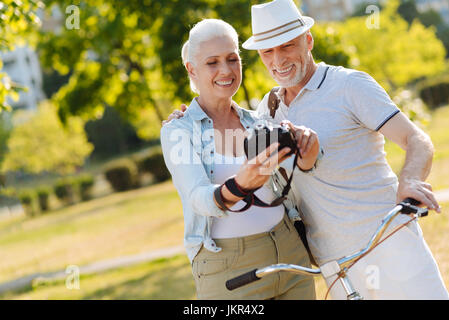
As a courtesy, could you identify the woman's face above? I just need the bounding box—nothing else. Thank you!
[187,36,242,100]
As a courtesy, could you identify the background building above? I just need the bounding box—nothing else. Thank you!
[1,46,46,111]
[301,0,373,21]
[415,0,449,24]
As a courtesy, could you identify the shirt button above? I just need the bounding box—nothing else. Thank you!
[211,170,214,174]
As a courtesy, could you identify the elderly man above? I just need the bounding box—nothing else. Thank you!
[164,0,448,299]
[242,0,448,299]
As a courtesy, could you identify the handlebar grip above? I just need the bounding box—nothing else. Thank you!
[226,269,260,291]
[402,198,421,206]
[400,198,428,217]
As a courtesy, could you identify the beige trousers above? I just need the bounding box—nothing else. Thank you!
[192,214,316,300]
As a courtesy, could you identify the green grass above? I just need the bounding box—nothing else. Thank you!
[0,255,196,300]
[0,181,184,284]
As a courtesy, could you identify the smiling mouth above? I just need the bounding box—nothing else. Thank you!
[215,79,234,87]
[274,65,294,77]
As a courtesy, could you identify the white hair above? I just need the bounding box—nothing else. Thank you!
[181,19,239,94]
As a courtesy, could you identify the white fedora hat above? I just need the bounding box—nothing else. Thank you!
[242,0,314,50]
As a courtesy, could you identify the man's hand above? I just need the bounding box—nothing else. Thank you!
[282,120,320,171]
[397,178,441,213]
[161,104,187,126]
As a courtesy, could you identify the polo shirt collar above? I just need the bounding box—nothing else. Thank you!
[277,62,329,100]
[303,62,329,91]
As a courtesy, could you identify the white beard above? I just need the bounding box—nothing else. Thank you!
[272,63,307,88]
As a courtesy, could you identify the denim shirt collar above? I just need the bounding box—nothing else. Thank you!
[186,97,250,122]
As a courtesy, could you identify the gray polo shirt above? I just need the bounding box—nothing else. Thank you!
[257,62,409,265]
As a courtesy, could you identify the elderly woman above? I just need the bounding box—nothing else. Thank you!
[160,19,320,300]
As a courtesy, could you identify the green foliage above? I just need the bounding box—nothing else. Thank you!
[392,89,430,127]
[310,24,350,67]
[18,189,36,216]
[84,106,144,160]
[398,0,449,58]
[138,148,171,183]
[417,74,449,109]
[104,158,140,192]
[0,112,12,165]
[0,0,43,111]
[336,0,446,93]
[75,174,95,201]
[1,101,94,175]
[36,186,51,212]
[38,0,354,131]
[53,177,75,205]
[38,0,172,134]
[0,186,18,207]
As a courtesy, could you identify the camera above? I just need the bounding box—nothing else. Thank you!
[244,122,297,160]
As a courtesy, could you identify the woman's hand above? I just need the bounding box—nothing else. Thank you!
[282,120,320,171]
[220,142,292,207]
[162,104,187,126]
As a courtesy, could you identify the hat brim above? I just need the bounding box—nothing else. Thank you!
[242,16,314,50]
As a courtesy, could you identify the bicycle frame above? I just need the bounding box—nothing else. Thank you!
[226,198,429,300]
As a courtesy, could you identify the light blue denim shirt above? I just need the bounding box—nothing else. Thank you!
[160,98,303,264]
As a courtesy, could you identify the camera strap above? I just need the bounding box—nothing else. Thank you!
[268,87,281,118]
[219,150,299,210]
[252,149,299,208]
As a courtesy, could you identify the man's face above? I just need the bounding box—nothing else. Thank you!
[258,32,313,88]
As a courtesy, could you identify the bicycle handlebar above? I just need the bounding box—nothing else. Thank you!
[226,198,428,291]
[226,269,259,291]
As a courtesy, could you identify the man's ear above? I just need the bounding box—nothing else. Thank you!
[306,31,314,51]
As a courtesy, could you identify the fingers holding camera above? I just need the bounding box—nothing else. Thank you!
[235,142,291,190]
[283,120,320,171]
[221,142,291,209]
[259,145,292,175]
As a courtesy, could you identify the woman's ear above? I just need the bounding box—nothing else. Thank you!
[185,62,196,80]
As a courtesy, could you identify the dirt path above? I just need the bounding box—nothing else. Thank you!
[0,245,185,295]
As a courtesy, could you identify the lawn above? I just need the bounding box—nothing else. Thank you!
[0,181,184,284]
[0,106,448,300]
[1,201,447,300]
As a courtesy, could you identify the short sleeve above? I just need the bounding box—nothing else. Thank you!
[256,92,271,118]
[344,71,400,131]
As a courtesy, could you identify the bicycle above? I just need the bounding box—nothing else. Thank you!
[225,198,430,300]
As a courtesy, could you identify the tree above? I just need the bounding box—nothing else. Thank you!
[1,101,93,175]
[336,0,446,93]
[397,0,449,58]
[38,0,176,133]
[0,0,43,112]
[38,0,353,128]
[0,113,12,165]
